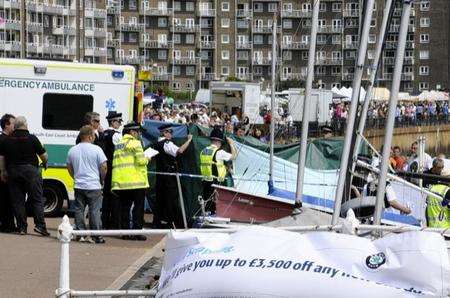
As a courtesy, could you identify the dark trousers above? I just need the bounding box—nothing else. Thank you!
[154,176,183,228]
[202,180,217,213]
[101,177,121,229]
[8,164,46,231]
[117,189,145,230]
[0,180,16,231]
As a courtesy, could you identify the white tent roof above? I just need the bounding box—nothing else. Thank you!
[418,90,449,101]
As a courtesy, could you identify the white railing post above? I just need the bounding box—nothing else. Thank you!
[56,215,73,298]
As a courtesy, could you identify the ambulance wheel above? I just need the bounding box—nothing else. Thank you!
[43,182,64,217]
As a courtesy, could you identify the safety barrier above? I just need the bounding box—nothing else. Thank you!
[55,211,450,297]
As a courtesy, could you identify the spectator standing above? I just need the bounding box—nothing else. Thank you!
[407,141,433,171]
[67,125,107,243]
[152,124,192,228]
[101,111,123,230]
[76,112,104,149]
[392,146,406,171]
[0,114,16,233]
[0,116,49,236]
[111,122,150,240]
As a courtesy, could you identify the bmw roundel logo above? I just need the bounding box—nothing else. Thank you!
[365,252,387,269]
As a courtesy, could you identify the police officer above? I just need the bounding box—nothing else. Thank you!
[152,124,192,228]
[101,111,123,229]
[0,116,49,236]
[111,122,150,240]
[426,170,450,229]
[200,127,237,213]
[0,114,16,233]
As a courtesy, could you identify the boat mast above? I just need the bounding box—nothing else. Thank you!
[294,0,320,204]
[373,0,414,226]
[331,0,376,225]
[269,13,277,182]
[352,0,394,164]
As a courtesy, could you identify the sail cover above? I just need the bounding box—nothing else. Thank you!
[157,226,449,297]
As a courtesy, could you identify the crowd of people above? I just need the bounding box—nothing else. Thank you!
[330,101,450,133]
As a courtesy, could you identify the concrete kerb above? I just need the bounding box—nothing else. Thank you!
[106,237,166,291]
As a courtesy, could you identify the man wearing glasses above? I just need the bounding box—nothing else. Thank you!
[76,112,105,149]
[101,111,123,229]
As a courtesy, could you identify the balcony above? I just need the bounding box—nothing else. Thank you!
[117,56,145,65]
[281,42,308,50]
[404,57,414,65]
[46,44,65,55]
[85,47,107,57]
[0,40,20,51]
[140,40,172,48]
[236,9,252,18]
[1,0,20,9]
[84,8,107,18]
[171,57,198,65]
[343,42,358,49]
[253,57,272,65]
[198,40,216,49]
[383,57,395,65]
[198,9,216,17]
[107,5,119,14]
[252,25,274,34]
[236,73,252,81]
[0,19,21,31]
[140,7,172,16]
[27,22,44,33]
[52,25,76,35]
[343,9,359,17]
[393,8,415,17]
[317,25,343,34]
[26,1,44,12]
[237,55,249,61]
[316,58,343,65]
[201,73,215,81]
[236,42,251,49]
[171,24,198,33]
[152,73,171,81]
[401,73,414,81]
[280,73,306,81]
[26,43,42,53]
[107,39,120,47]
[116,23,144,32]
[281,10,311,18]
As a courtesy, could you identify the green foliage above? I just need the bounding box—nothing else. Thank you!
[278,79,304,91]
[145,85,197,101]
[225,76,243,82]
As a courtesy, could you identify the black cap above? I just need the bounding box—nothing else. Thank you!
[210,128,224,142]
[158,123,174,133]
[123,121,142,132]
[106,111,123,121]
[322,125,333,133]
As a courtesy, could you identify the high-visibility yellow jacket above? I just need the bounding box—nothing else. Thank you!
[111,134,149,190]
[426,184,450,228]
[200,145,226,182]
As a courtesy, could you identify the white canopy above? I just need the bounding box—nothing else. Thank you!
[418,90,449,102]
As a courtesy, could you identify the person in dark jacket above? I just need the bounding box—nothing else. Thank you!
[76,112,105,149]
[0,116,49,236]
[101,111,123,229]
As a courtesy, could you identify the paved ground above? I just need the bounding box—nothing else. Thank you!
[0,216,164,298]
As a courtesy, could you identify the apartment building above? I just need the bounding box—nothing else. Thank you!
[0,0,107,63]
[1,0,448,93]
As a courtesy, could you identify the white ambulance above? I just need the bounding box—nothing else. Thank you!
[0,58,137,216]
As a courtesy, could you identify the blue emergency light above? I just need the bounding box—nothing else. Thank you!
[112,70,124,79]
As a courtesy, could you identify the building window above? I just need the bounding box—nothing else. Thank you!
[419,82,429,90]
[173,1,181,11]
[319,2,326,12]
[368,34,376,44]
[254,35,263,44]
[185,34,194,44]
[158,18,167,27]
[173,34,181,44]
[221,66,229,76]
[172,82,181,90]
[283,3,293,11]
[370,18,376,27]
[283,51,292,61]
[420,0,430,11]
[332,83,341,88]
[419,66,429,75]
[420,17,430,28]
[42,93,93,130]
[221,18,230,28]
[331,66,341,75]
[186,82,194,90]
[332,3,341,12]
[186,2,194,11]
[317,35,327,44]
[186,66,195,76]
[221,50,230,60]
[158,50,167,59]
[254,67,262,75]
[367,50,374,60]
[345,51,356,59]
[222,2,229,11]
[268,3,277,12]
[283,19,293,29]
[221,34,229,44]
[254,3,263,12]
[173,66,181,76]
[129,0,137,10]
[420,34,429,43]
[419,50,429,60]
[302,52,308,60]
[317,66,326,75]
[332,35,340,44]
[237,51,248,60]
[302,3,311,11]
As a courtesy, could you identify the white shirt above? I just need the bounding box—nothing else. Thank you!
[107,127,122,145]
[161,139,179,157]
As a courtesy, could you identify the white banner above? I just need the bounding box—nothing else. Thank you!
[157,227,449,298]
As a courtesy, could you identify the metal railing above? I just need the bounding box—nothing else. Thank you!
[55,209,450,297]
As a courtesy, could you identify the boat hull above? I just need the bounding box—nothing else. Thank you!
[214,185,294,223]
